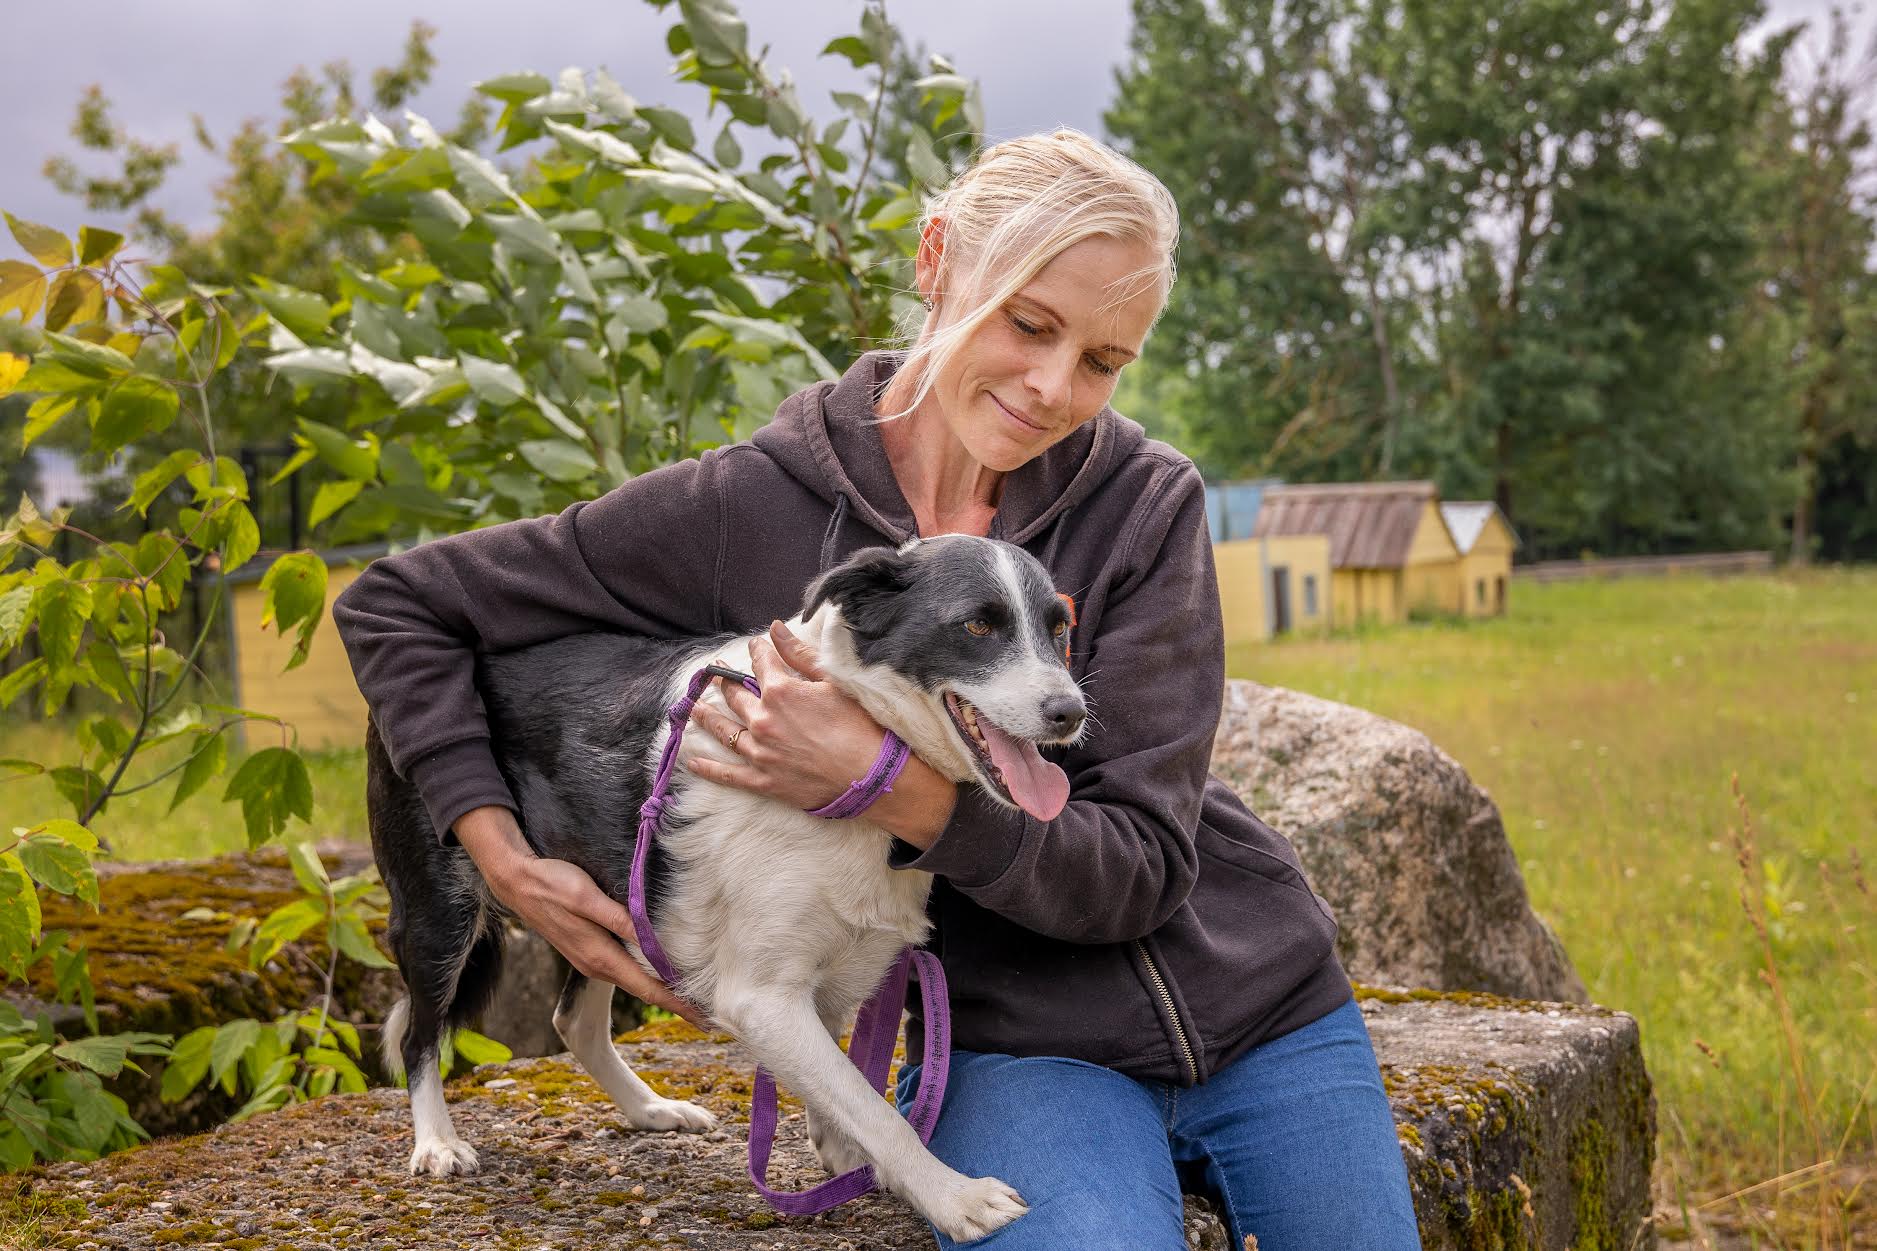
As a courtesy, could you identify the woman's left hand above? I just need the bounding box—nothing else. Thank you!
[685,620,890,812]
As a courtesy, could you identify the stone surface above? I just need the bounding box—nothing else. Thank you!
[1213,679,1589,1003]
[3,992,1652,1250]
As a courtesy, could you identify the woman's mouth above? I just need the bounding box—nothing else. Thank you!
[989,393,1046,433]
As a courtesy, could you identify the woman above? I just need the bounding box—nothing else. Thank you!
[335,129,1421,1249]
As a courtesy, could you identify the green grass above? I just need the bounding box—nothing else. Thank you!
[1232,566,1877,1203]
[2,720,368,863]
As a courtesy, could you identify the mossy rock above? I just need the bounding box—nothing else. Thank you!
[3,990,1652,1249]
[6,847,402,1138]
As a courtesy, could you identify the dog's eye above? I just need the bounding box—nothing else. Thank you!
[1052,620,1068,639]
[964,619,992,637]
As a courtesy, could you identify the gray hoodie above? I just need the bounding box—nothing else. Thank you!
[334,349,1350,1085]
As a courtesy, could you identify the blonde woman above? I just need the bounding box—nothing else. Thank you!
[337,130,1421,1248]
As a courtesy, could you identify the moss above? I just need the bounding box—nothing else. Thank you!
[1353,982,1609,1016]
[13,849,391,1041]
[1569,1118,1613,1250]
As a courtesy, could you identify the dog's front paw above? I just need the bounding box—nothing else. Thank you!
[808,1113,868,1177]
[409,1135,480,1177]
[927,1174,1028,1243]
[628,1097,716,1133]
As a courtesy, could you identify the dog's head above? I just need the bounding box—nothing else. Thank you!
[801,536,1087,822]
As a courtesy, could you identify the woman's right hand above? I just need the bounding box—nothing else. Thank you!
[451,805,705,1026]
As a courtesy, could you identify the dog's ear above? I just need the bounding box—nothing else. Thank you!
[803,546,912,638]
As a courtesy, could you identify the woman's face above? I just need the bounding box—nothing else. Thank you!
[922,232,1164,473]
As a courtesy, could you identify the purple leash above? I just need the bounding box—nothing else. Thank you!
[628,662,951,1216]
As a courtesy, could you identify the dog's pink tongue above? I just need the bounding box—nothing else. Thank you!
[979,720,1070,821]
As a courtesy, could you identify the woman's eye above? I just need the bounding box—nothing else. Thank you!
[1085,356,1116,377]
[965,620,993,637]
[1010,316,1040,336]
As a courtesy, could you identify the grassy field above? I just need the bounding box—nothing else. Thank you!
[1232,567,1877,1219]
[5,566,1872,1223]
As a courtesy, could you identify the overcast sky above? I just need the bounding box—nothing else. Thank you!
[0,0,1864,247]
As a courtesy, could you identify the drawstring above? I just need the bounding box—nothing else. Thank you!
[819,492,850,572]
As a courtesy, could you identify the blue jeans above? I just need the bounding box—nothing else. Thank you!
[894,998,1421,1249]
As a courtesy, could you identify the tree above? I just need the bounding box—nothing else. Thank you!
[1110,0,1794,558]
[1746,5,1877,563]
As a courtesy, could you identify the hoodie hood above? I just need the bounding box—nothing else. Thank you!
[750,349,1147,548]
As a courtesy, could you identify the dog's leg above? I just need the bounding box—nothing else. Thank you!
[400,994,480,1177]
[716,980,1026,1243]
[553,973,715,1132]
[806,1003,868,1177]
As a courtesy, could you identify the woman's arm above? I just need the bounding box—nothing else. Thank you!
[334,452,725,841]
[885,461,1221,944]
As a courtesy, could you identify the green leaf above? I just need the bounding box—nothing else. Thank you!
[0,261,47,321]
[81,639,136,704]
[47,767,105,818]
[44,270,104,331]
[160,1026,215,1101]
[485,214,561,267]
[333,914,395,969]
[34,579,91,670]
[449,1028,512,1068]
[822,35,876,68]
[208,1019,262,1095]
[248,281,334,343]
[308,479,364,529]
[219,502,261,574]
[295,419,378,481]
[91,376,180,455]
[258,551,328,671]
[18,836,98,908]
[44,331,135,379]
[639,107,696,151]
[287,840,330,895]
[76,226,125,266]
[125,450,204,516]
[681,0,749,66]
[906,129,948,187]
[169,731,227,813]
[612,291,669,334]
[460,354,527,406]
[248,897,323,967]
[0,586,32,648]
[21,394,76,449]
[51,1035,130,1078]
[0,854,40,979]
[866,194,921,231]
[222,748,314,846]
[29,820,97,853]
[713,125,742,168]
[5,213,71,267]
[475,72,552,102]
[518,438,599,483]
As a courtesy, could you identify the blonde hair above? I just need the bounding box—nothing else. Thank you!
[882,128,1180,420]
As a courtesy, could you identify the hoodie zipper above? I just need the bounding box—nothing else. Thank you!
[1134,939,1197,1083]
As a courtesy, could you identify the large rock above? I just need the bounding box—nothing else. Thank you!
[3,990,1652,1250]
[1213,680,1588,1003]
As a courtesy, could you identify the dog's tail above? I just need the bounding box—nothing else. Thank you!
[380,996,411,1082]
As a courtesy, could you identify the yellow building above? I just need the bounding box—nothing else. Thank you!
[1214,533,1333,647]
[1439,502,1519,617]
[227,545,379,751]
[1254,482,1464,627]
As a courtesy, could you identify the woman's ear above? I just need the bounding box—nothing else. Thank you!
[915,215,946,307]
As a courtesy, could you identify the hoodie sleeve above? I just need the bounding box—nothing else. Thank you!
[333,452,724,841]
[888,460,1220,943]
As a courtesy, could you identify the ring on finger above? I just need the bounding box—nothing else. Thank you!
[726,728,745,754]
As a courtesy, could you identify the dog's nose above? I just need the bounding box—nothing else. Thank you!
[1041,694,1086,738]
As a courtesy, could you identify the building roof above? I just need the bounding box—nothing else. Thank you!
[1439,501,1519,554]
[1254,481,1445,569]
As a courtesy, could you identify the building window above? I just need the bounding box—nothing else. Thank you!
[1303,574,1318,617]
[1476,578,1486,607]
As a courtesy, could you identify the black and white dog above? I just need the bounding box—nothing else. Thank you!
[367,535,1087,1242]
